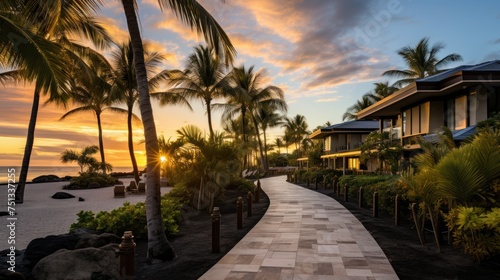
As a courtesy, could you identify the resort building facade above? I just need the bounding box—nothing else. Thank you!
[308,120,379,173]
[357,60,500,155]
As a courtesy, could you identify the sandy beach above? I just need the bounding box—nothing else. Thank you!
[0,178,171,250]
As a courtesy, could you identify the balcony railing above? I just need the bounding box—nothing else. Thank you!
[383,126,402,140]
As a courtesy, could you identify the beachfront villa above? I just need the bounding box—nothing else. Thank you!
[306,120,379,174]
[356,60,500,156]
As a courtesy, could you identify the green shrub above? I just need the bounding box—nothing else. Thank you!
[70,195,182,238]
[64,172,117,189]
[339,175,407,216]
[225,177,256,193]
[446,207,500,262]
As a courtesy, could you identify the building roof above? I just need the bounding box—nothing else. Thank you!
[309,120,379,139]
[357,60,500,119]
[422,125,477,143]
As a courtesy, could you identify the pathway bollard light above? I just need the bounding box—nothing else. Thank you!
[212,207,221,253]
[247,191,253,217]
[395,195,401,226]
[254,180,261,203]
[116,231,136,279]
[358,187,364,208]
[237,197,243,229]
[373,192,379,217]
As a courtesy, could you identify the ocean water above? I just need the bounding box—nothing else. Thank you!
[0,166,136,184]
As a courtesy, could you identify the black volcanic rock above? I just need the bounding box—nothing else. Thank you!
[51,192,75,199]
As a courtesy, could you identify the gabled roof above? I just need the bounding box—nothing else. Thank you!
[357,60,500,119]
[310,120,379,139]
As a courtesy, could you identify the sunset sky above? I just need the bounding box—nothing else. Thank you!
[1,0,500,168]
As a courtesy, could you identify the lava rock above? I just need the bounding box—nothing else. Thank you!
[51,192,75,199]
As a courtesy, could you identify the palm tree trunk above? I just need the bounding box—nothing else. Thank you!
[15,89,41,203]
[96,112,106,174]
[241,107,248,169]
[127,103,140,183]
[251,116,267,170]
[206,98,214,140]
[121,0,176,261]
[263,128,269,170]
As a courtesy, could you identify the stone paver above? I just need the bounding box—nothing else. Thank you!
[200,176,398,280]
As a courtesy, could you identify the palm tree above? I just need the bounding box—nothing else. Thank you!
[217,65,287,170]
[256,106,285,169]
[120,0,235,261]
[11,0,110,203]
[111,41,188,183]
[273,138,284,154]
[367,82,398,102]
[61,145,100,173]
[283,114,309,157]
[176,125,239,209]
[342,94,374,121]
[157,45,227,140]
[60,58,120,174]
[383,37,462,87]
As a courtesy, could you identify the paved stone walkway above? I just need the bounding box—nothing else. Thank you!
[200,176,398,280]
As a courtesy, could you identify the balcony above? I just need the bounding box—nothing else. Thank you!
[383,126,402,140]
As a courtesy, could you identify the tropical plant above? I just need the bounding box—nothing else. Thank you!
[157,45,228,140]
[60,57,120,174]
[216,65,287,170]
[283,114,310,158]
[70,195,183,239]
[383,37,462,87]
[11,0,110,203]
[367,82,398,102]
[120,0,235,261]
[255,106,285,169]
[360,131,402,174]
[61,145,110,173]
[111,40,189,183]
[342,94,374,121]
[173,125,240,210]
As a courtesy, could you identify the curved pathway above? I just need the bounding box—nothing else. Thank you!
[200,175,398,280]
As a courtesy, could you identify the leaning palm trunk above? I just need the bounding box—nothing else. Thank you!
[127,105,141,183]
[96,113,106,174]
[427,205,442,252]
[121,0,175,261]
[16,89,41,203]
[411,203,425,246]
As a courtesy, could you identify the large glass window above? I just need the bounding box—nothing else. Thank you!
[455,95,467,130]
[446,99,455,129]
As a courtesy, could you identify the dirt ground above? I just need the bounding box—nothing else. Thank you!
[135,188,270,279]
[300,182,500,280]
[134,181,500,280]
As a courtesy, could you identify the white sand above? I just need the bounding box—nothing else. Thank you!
[0,178,172,250]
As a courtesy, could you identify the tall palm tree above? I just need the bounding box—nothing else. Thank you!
[342,94,374,121]
[111,41,188,183]
[12,0,110,203]
[60,59,119,174]
[283,114,309,157]
[157,45,227,140]
[383,37,462,87]
[217,65,287,170]
[256,106,285,169]
[120,0,235,261]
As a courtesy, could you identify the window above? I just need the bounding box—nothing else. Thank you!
[446,99,455,129]
[403,102,430,136]
[455,95,467,130]
[324,137,331,151]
